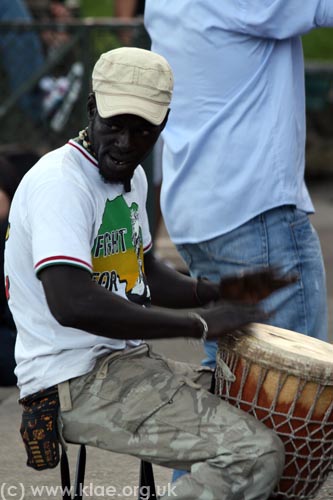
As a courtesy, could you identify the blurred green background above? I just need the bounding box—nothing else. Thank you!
[79,1,333,62]
[80,0,114,18]
[303,28,333,61]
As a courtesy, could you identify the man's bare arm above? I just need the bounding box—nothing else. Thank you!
[144,252,219,308]
[114,0,138,17]
[39,264,266,341]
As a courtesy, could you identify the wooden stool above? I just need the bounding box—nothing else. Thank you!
[60,445,156,500]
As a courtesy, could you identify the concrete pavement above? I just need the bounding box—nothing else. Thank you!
[0,178,332,499]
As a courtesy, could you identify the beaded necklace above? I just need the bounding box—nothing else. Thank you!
[76,128,96,159]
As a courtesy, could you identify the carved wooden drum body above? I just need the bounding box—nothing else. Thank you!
[216,324,333,499]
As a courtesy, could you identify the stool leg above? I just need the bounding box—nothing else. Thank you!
[74,445,86,500]
[60,448,72,500]
[139,460,156,500]
[209,370,216,394]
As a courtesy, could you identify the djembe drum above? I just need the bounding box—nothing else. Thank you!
[216,323,333,499]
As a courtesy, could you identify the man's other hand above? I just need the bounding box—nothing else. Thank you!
[219,268,297,304]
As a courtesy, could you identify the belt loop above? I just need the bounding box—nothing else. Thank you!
[96,361,109,380]
[58,381,72,412]
[96,352,116,379]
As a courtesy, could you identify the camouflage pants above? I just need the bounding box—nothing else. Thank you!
[58,344,284,499]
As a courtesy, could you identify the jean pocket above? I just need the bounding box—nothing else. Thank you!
[289,208,310,228]
[289,210,320,254]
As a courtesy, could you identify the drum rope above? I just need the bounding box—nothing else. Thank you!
[216,349,333,500]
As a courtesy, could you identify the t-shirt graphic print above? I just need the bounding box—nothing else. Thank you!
[91,195,151,307]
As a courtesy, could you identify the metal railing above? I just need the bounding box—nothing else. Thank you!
[0,19,150,150]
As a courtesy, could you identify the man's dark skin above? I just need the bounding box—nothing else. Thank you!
[40,94,295,342]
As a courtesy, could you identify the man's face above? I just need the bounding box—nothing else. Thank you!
[88,102,166,184]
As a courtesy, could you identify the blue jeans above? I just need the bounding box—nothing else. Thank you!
[178,205,327,368]
[172,205,328,481]
[0,0,44,120]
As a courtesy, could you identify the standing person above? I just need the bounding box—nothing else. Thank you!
[114,0,145,17]
[114,0,150,50]
[0,150,39,385]
[145,0,331,370]
[0,157,18,386]
[0,0,44,121]
[5,47,294,499]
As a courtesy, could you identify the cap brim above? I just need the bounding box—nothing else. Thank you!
[95,93,168,126]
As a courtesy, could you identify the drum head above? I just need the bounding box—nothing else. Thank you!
[218,323,333,384]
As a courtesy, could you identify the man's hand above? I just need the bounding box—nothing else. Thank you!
[194,269,297,341]
[199,301,268,340]
[219,268,297,304]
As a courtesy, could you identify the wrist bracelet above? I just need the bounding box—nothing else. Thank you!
[188,312,209,343]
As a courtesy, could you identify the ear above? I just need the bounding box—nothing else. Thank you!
[160,109,170,131]
[87,93,97,120]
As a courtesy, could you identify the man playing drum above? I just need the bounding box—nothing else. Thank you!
[5,47,294,499]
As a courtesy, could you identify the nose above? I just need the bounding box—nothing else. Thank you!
[115,130,131,150]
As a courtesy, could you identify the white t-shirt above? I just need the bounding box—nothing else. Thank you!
[4,140,152,397]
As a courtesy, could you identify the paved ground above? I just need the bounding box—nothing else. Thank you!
[0,179,332,499]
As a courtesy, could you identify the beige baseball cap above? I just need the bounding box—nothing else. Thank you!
[92,47,174,125]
